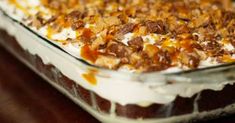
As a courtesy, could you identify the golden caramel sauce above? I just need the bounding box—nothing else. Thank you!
[53,39,68,44]
[55,15,70,28]
[180,39,194,52]
[62,42,68,45]
[222,55,235,63]
[162,38,180,50]
[41,0,49,6]
[133,24,140,34]
[67,0,78,8]
[82,28,94,40]
[144,44,159,57]
[46,26,54,39]
[7,0,234,72]
[105,34,114,42]
[171,52,179,64]
[82,69,98,85]
[9,0,29,15]
[222,39,230,45]
[81,45,99,63]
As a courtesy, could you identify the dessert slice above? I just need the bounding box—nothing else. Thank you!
[1,0,235,123]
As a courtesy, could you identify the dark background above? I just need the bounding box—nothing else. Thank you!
[0,46,234,123]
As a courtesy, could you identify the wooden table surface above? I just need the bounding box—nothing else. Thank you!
[0,45,235,123]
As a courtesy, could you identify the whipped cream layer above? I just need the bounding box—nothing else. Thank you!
[0,0,235,106]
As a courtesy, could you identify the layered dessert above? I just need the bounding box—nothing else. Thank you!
[1,0,235,122]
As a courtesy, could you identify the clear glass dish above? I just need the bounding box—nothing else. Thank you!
[1,8,235,123]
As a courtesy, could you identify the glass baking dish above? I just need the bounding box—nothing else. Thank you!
[1,7,235,123]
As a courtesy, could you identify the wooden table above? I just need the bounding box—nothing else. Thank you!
[0,46,234,123]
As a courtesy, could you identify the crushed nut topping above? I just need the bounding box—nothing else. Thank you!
[145,20,167,34]
[7,0,235,72]
[115,23,136,39]
[128,37,144,51]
